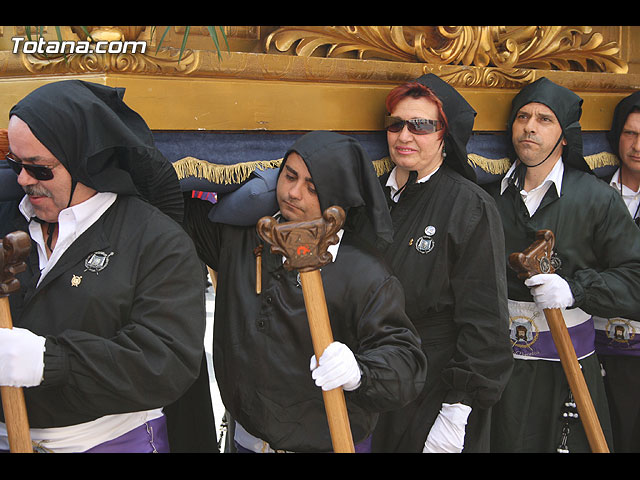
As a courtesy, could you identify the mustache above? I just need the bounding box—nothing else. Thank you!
[23,185,52,198]
[517,133,540,144]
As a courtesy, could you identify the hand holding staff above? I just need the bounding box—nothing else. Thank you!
[509,229,609,453]
[0,231,33,453]
[257,206,355,453]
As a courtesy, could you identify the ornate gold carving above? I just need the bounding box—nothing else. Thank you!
[20,49,201,75]
[70,26,146,42]
[425,65,535,88]
[266,26,628,74]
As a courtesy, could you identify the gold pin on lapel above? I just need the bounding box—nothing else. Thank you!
[71,275,82,287]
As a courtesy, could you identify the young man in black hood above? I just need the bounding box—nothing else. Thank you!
[486,77,640,452]
[1,80,215,452]
[183,130,427,453]
[593,90,640,452]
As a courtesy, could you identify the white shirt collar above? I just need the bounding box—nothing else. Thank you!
[500,158,564,197]
[19,192,118,284]
[609,167,640,195]
[385,165,440,203]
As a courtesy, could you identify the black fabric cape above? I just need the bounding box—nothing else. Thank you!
[183,132,427,452]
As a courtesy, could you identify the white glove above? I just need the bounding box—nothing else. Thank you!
[524,273,575,309]
[0,327,46,387]
[310,341,361,391]
[423,403,471,453]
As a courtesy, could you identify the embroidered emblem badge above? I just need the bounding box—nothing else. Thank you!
[71,275,82,287]
[605,318,635,346]
[84,251,114,274]
[509,312,541,357]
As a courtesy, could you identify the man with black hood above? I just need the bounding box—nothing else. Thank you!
[370,73,513,454]
[182,130,427,453]
[487,77,640,452]
[1,80,216,452]
[593,90,640,452]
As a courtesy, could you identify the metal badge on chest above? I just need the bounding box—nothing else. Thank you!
[411,225,436,254]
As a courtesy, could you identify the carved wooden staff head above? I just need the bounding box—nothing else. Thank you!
[508,229,561,279]
[0,231,31,297]
[256,206,346,272]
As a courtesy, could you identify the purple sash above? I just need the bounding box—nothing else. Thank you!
[83,415,169,453]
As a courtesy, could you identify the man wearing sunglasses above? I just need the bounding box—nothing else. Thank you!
[371,74,513,454]
[592,91,640,453]
[487,77,640,453]
[0,80,216,453]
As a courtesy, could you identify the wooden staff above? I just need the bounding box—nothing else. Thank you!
[257,206,355,453]
[509,229,609,453]
[0,231,33,453]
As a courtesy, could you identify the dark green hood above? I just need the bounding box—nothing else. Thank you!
[507,77,590,173]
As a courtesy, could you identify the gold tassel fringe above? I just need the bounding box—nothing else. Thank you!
[173,150,620,188]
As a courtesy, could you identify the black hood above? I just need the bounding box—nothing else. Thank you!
[414,73,477,182]
[9,80,183,222]
[281,131,394,245]
[507,77,590,173]
[607,90,640,158]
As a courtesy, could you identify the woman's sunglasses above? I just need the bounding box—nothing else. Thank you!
[384,116,442,135]
[5,153,55,181]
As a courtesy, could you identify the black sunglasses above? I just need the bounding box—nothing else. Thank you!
[5,153,55,181]
[384,116,442,135]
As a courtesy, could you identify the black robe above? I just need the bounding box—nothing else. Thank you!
[486,166,640,452]
[183,197,427,452]
[371,164,514,453]
[3,196,217,452]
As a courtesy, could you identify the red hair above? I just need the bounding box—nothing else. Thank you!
[385,82,449,136]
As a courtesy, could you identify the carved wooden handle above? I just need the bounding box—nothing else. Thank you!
[508,229,557,280]
[256,206,345,273]
[0,231,32,453]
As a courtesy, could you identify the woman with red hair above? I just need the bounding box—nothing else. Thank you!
[371,74,513,453]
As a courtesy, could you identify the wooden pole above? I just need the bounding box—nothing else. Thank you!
[543,307,609,453]
[299,269,355,453]
[509,229,609,453]
[0,231,33,453]
[257,206,355,453]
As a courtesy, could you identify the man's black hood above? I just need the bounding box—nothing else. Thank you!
[607,90,640,158]
[281,131,394,245]
[414,73,477,182]
[9,80,183,222]
[507,77,590,173]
